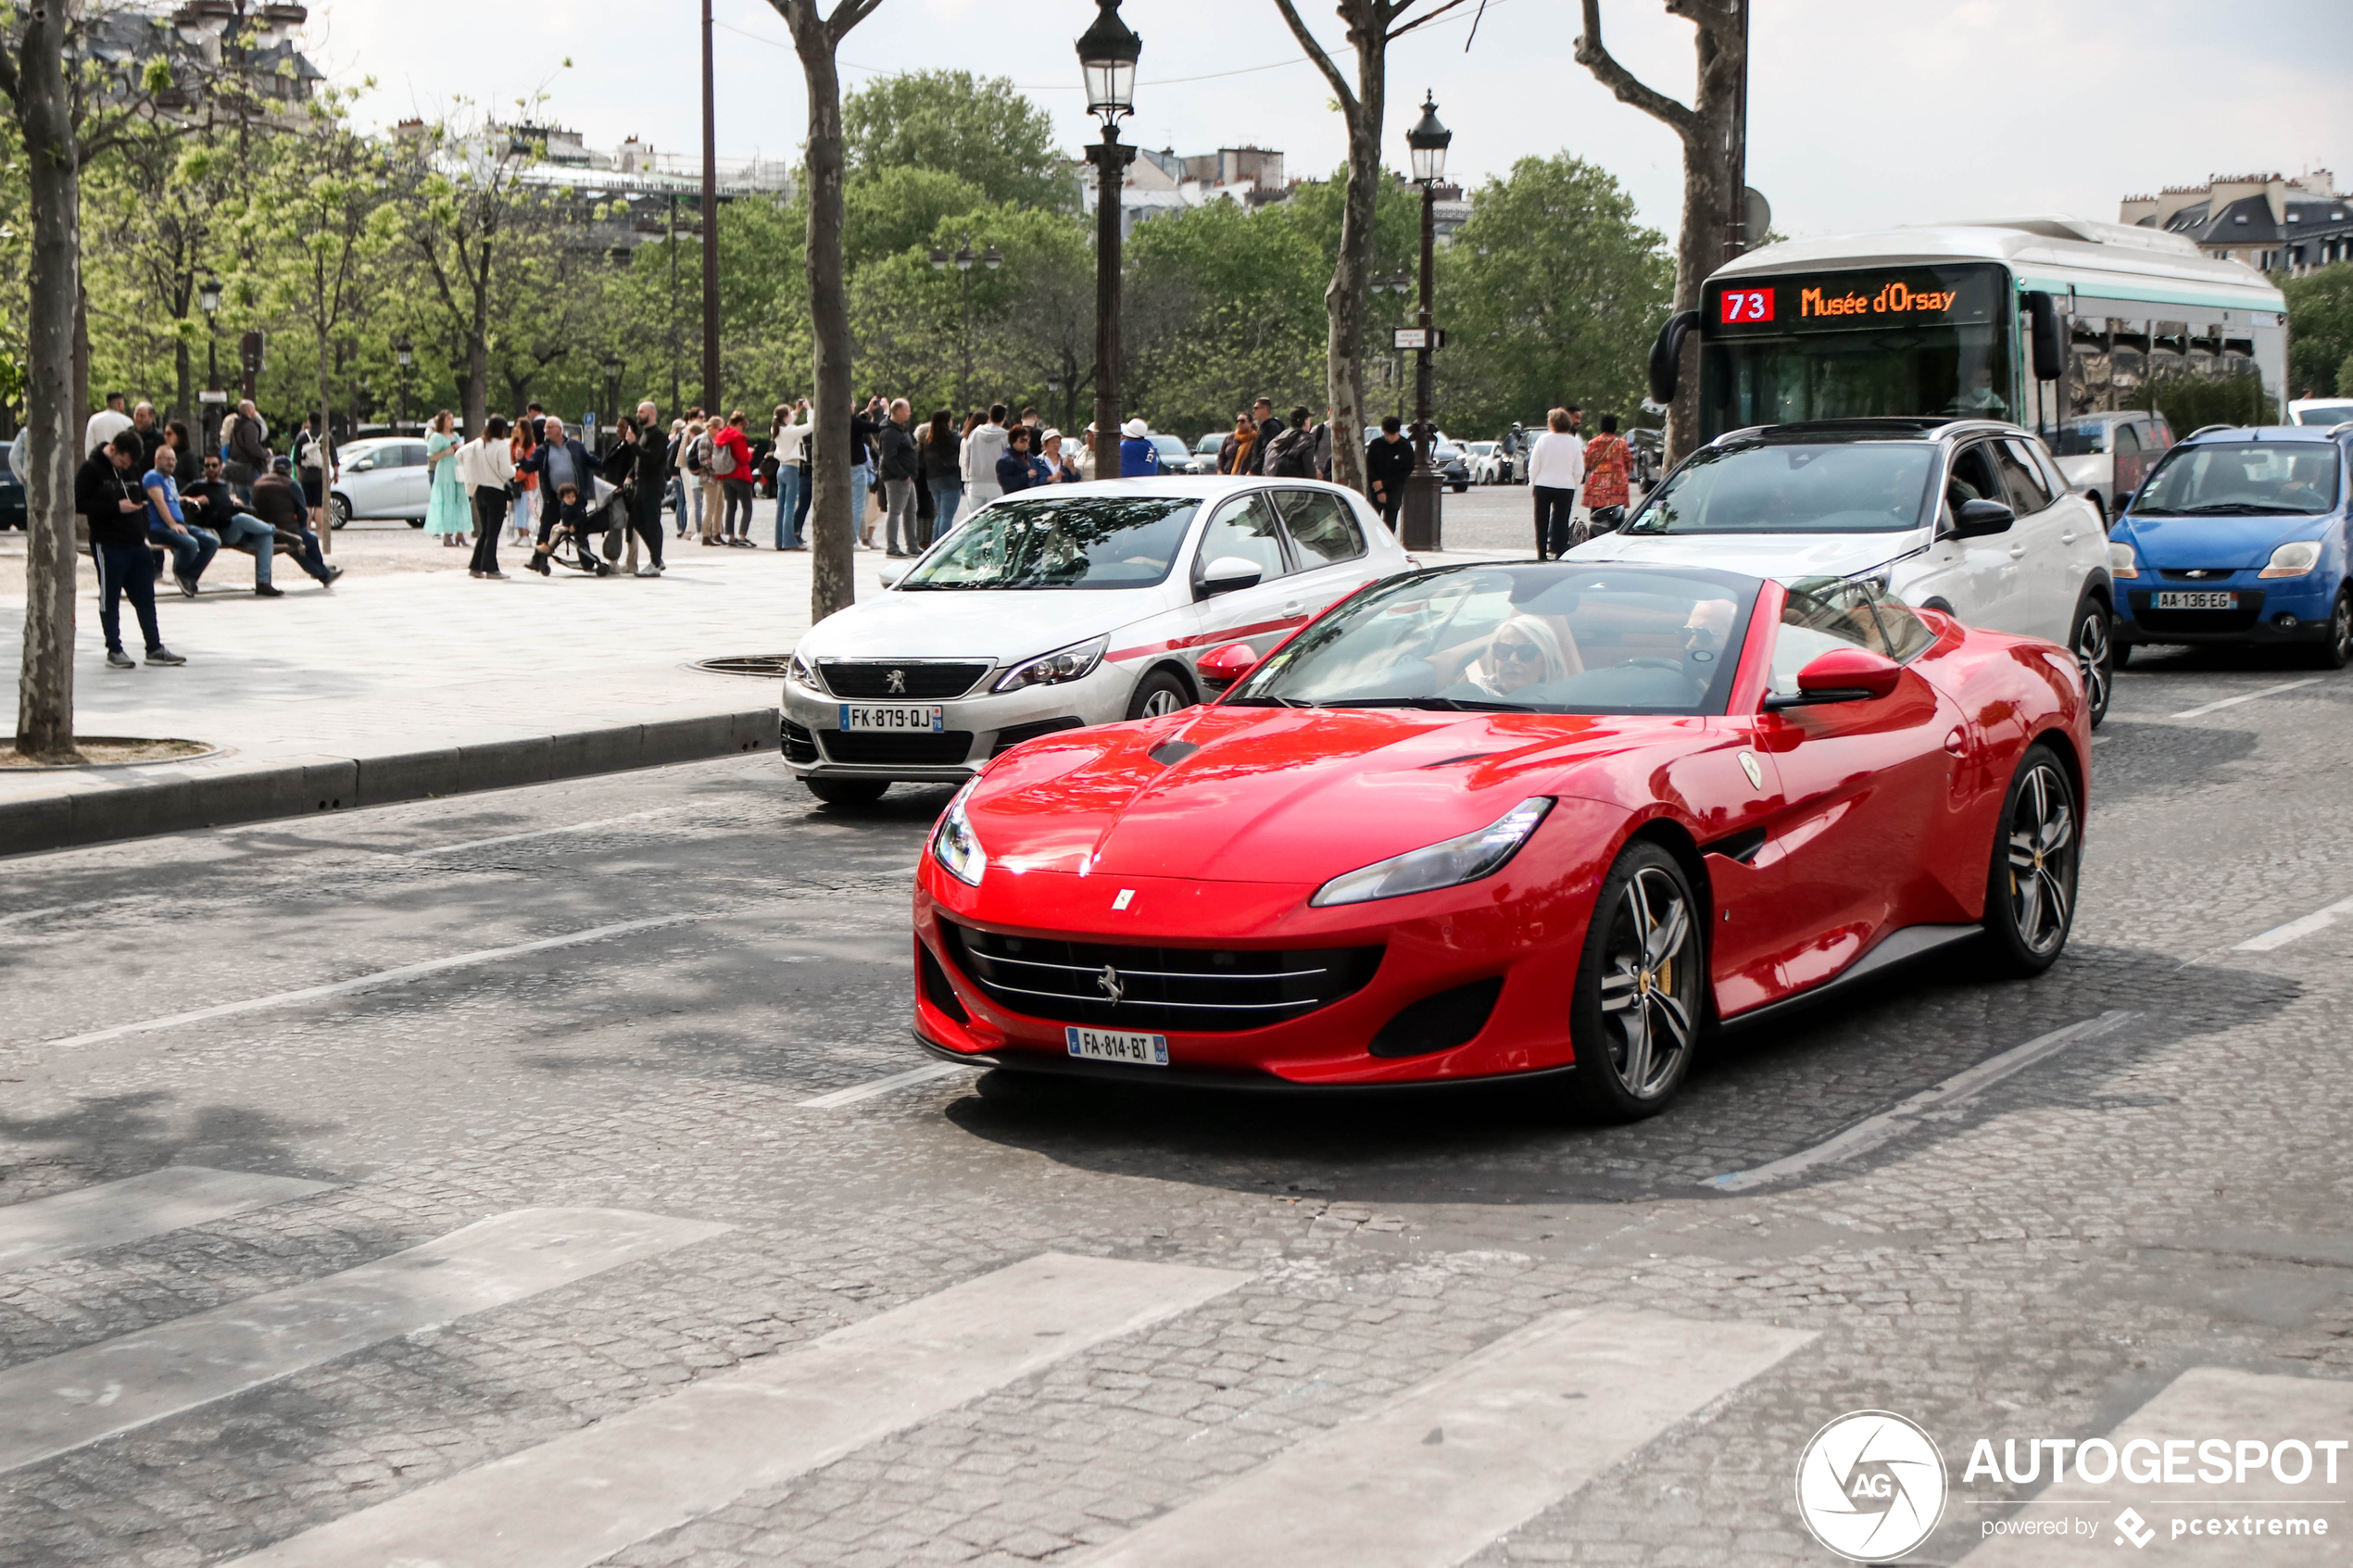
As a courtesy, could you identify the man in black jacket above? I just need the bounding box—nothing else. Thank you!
[1248,396,1284,476]
[875,398,921,557]
[625,401,669,576]
[1365,415,1415,531]
[79,433,183,668]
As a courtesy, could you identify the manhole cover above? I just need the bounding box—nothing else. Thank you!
[695,654,793,678]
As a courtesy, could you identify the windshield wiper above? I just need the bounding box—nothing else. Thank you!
[1227,695,1316,708]
[2180,502,2314,516]
[1327,696,1516,711]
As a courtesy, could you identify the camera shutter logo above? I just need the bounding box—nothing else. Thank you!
[1794,1410,1947,1562]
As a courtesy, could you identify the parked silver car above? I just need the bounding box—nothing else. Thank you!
[331,436,433,526]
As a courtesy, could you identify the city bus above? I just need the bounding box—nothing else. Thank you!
[1650,219,2288,449]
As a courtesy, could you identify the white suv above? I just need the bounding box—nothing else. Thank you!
[1567,418,2116,724]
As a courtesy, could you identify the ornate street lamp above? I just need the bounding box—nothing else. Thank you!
[198,274,224,449]
[1399,93,1451,551]
[393,332,413,432]
[1076,0,1139,457]
[600,350,622,450]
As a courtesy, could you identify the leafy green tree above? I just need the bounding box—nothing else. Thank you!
[842,69,1067,211]
[2282,263,2353,399]
[1124,197,1327,439]
[845,165,987,270]
[1433,153,1672,436]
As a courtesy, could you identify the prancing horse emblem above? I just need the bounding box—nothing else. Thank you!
[886,669,907,694]
[1096,964,1125,1005]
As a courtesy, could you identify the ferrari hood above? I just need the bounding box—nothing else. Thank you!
[796,584,1179,663]
[1567,527,1924,585]
[965,705,1700,885]
[2120,512,2322,571]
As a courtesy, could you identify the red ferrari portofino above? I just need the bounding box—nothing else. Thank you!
[912,562,2089,1118]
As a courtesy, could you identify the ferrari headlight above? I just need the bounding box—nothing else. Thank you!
[930,776,988,886]
[2259,540,2323,580]
[788,649,826,692]
[992,634,1107,694]
[1310,797,1553,909]
[2108,541,2140,581]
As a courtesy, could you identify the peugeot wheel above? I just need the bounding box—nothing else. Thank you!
[2309,586,2352,671]
[1981,744,2079,977]
[331,495,352,530]
[803,776,888,807]
[1126,668,1194,721]
[2071,597,2114,728]
[1564,841,1704,1122]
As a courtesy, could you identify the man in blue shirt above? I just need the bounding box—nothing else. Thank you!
[142,445,220,597]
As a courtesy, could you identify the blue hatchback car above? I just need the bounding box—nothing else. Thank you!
[2108,423,2353,668]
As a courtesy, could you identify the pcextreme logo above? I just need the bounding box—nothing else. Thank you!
[1795,1410,1949,1562]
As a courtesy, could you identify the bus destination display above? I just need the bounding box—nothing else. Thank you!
[1707,265,2001,334]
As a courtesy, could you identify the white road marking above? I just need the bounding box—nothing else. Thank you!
[224,1252,1247,1568]
[402,806,686,857]
[0,1167,333,1273]
[798,1061,975,1108]
[36,914,699,1050]
[2233,894,2353,952]
[1956,1368,2353,1564]
[1067,1307,1813,1568]
[1704,1011,2138,1192]
[0,1207,728,1474]
[2170,677,2322,720]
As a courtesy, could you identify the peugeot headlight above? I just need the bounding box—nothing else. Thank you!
[788,649,826,692]
[930,776,988,886]
[992,634,1107,694]
[2259,540,2323,580]
[1310,797,1553,909]
[2108,541,2140,581]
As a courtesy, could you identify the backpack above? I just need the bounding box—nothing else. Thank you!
[710,435,737,478]
[685,434,708,474]
[1265,426,1315,479]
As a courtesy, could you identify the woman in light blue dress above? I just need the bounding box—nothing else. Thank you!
[423,409,470,546]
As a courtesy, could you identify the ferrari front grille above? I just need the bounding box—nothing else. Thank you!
[937,920,1383,1034]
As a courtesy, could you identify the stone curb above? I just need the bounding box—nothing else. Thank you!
[0,708,778,858]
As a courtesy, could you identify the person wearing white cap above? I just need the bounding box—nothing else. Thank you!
[1119,417,1158,478]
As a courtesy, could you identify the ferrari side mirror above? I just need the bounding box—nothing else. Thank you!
[1196,641,1261,689]
[1764,646,1902,710]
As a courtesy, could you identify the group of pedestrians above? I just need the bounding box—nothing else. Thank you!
[59,392,345,671]
[1526,406,1633,559]
[422,402,673,581]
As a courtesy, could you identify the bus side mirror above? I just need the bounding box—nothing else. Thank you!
[1648,309,1698,405]
[2025,292,2063,383]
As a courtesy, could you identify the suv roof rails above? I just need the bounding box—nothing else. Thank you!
[2185,423,2237,439]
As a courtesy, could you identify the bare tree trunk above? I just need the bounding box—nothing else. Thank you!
[1575,0,1743,465]
[11,6,84,760]
[775,0,885,625]
[464,287,489,435]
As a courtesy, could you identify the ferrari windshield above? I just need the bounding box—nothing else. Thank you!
[900,495,1197,589]
[1625,439,1936,534]
[2133,442,2341,517]
[1230,563,1760,716]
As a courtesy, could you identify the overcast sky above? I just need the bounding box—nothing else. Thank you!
[315,0,2353,245]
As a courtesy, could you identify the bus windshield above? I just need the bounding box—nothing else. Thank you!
[1699,262,2012,439]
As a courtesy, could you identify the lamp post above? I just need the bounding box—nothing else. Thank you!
[393,333,412,433]
[199,273,222,451]
[1076,0,1139,459]
[929,239,1002,415]
[1399,93,1451,552]
[600,351,621,452]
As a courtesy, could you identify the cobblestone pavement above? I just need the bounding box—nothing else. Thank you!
[1,644,2349,1567]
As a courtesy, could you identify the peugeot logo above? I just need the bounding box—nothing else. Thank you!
[886,669,908,694]
[1095,964,1124,1005]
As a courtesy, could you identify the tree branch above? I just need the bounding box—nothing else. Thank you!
[1573,0,1697,136]
[0,39,19,104]
[1270,0,1357,115]
[824,0,887,45]
[1384,0,1478,44]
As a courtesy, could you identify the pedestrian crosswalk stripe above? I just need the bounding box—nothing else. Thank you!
[1066,1307,1814,1568]
[0,1167,333,1273]
[0,1206,728,1475]
[798,1061,975,1107]
[223,1251,1249,1568]
[1956,1368,2353,1564]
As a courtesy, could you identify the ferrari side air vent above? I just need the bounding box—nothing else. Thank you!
[1368,978,1504,1058]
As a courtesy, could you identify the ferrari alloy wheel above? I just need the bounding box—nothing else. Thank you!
[2309,587,2353,671]
[1126,668,1194,721]
[1566,842,1703,1122]
[2072,599,2113,728]
[1982,744,2078,976]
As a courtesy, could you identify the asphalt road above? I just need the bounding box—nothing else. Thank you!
[3,642,2351,1567]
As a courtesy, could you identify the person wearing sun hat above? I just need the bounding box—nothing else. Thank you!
[1118,417,1159,478]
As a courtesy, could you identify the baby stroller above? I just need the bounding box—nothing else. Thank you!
[537,483,629,576]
